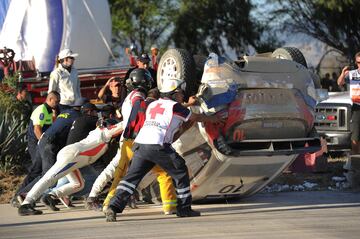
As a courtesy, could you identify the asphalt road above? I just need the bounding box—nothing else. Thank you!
[0,191,359,239]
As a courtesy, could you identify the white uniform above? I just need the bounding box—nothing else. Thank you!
[88,90,145,198]
[22,122,123,205]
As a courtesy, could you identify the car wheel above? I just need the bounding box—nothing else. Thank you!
[157,48,198,97]
[272,47,308,68]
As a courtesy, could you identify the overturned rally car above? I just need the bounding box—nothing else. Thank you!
[139,47,324,201]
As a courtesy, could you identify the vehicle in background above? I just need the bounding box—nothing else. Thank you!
[315,91,352,153]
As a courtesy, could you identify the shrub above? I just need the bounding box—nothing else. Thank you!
[0,74,31,173]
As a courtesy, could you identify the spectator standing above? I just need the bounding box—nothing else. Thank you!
[338,52,360,153]
[321,73,332,91]
[97,77,127,111]
[124,53,157,84]
[48,49,81,112]
[150,45,160,71]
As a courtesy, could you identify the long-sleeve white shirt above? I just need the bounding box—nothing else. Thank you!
[48,64,81,106]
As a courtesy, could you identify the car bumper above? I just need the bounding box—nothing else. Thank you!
[317,130,351,151]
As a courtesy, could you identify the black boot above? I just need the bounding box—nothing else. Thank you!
[41,194,60,211]
[105,206,117,222]
[176,208,201,217]
[18,204,43,216]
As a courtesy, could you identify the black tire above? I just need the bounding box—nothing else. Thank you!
[157,48,198,97]
[272,47,308,68]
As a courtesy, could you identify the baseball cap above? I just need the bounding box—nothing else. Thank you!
[137,53,151,63]
[58,49,79,60]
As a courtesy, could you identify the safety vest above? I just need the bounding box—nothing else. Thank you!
[135,98,190,145]
[28,104,53,139]
[349,69,360,104]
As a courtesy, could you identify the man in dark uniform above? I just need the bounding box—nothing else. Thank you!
[105,79,224,222]
[27,91,60,164]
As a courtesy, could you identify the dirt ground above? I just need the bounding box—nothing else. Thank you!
[267,155,349,192]
[0,171,25,204]
[0,155,351,204]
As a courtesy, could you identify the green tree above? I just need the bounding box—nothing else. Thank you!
[109,0,178,54]
[172,0,278,56]
[269,0,360,61]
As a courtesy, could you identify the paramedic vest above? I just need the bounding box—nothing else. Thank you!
[135,98,191,145]
[349,69,360,105]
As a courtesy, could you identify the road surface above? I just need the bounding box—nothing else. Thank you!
[0,191,359,239]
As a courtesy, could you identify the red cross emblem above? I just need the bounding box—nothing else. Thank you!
[149,103,165,119]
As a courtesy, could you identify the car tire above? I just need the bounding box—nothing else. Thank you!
[157,48,198,97]
[272,47,308,68]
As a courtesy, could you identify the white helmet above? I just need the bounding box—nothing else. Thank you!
[160,79,186,93]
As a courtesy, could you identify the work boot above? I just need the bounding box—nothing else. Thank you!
[104,206,117,222]
[85,197,102,211]
[41,194,60,211]
[176,208,201,217]
[18,204,43,216]
[127,195,138,209]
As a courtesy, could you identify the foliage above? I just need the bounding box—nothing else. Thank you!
[173,0,279,54]
[268,0,360,61]
[0,81,31,172]
[172,0,279,56]
[109,0,178,54]
[109,0,280,58]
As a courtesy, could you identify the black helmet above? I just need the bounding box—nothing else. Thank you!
[127,68,154,92]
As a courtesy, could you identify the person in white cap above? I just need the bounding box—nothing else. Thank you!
[48,48,81,112]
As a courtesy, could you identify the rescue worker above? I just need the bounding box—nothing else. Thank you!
[105,79,224,222]
[86,69,177,215]
[48,48,81,111]
[85,88,175,212]
[18,119,124,216]
[338,51,360,154]
[27,91,60,164]
[14,97,86,203]
[10,91,60,207]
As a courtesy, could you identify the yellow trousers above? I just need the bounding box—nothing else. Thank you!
[103,139,177,212]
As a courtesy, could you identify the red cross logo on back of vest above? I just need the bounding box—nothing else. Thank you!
[149,103,165,119]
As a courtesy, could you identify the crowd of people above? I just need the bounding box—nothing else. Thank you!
[11,46,223,222]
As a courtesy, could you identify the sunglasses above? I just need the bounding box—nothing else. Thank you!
[67,57,75,60]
